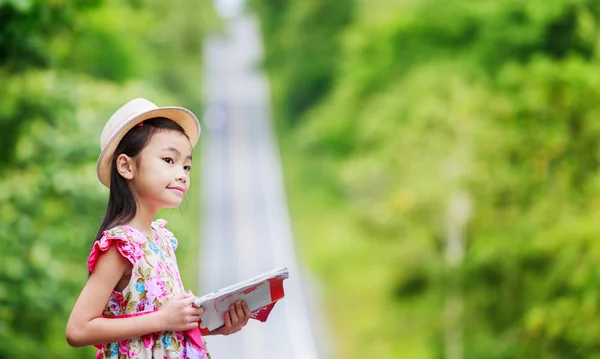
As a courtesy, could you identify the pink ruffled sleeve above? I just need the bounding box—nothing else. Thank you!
[88,226,140,273]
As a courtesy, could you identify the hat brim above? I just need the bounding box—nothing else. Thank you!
[96,106,201,187]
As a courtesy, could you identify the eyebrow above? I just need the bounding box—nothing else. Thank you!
[162,147,193,161]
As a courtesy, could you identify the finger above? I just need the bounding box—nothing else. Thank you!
[229,304,239,327]
[235,301,245,322]
[242,301,252,319]
[176,291,192,299]
[166,292,184,302]
[188,305,204,314]
[193,306,205,315]
[231,305,242,332]
[182,295,197,306]
[223,311,232,328]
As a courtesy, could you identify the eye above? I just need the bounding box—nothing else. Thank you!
[184,165,191,172]
[163,158,174,164]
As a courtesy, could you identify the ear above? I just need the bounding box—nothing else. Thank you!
[115,154,135,180]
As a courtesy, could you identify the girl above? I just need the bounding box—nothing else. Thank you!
[66,98,251,358]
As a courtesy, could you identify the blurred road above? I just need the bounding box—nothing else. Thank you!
[199,14,325,359]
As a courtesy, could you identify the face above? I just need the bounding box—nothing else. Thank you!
[127,130,193,211]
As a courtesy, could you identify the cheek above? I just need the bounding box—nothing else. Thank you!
[138,168,167,189]
[142,160,168,179]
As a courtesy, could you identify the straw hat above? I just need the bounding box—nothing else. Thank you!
[96,98,201,187]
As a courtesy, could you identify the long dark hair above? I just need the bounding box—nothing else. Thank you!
[92,117,189,244]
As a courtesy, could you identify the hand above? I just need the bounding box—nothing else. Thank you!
[210,300,252,336]
[158,292,205,332]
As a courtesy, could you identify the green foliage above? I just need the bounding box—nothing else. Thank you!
[254,0,600,358]
[251,0,354,126]
[0,0,101,70]
[0,0,213,357]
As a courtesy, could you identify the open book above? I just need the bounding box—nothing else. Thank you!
[193,267,289,334]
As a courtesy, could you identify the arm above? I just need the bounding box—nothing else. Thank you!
[66,245,161,346]
[65,246,202,347]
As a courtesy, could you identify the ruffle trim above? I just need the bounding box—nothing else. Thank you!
[154,218,168,228]
[88,220,175,273]
[88,227,138,273]
[152,219,178,251]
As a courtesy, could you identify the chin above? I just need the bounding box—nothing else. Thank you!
[164,202,183,209]
[161,199,184,209]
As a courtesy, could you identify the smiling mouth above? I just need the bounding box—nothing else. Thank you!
[167,187,186,195]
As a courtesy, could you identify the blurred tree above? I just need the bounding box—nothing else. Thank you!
[0,0,101,70]
[0,0,210,357]
[253,0,600,358]
[251,0,354,127]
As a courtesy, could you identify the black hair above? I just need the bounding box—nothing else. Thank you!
[92,117,189,245]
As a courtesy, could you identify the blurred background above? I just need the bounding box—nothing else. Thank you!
[2,0,600,358]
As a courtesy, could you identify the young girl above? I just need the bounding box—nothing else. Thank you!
[66,98,252,358]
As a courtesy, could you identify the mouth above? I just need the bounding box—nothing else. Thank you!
[167,186,186,196]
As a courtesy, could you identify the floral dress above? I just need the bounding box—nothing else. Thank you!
[88,219,209,359]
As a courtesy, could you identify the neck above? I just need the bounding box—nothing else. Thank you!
[126,199,159,236]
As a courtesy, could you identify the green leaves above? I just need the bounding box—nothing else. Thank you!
[256,0,600,358]
[252,0,355,125]
[0,0,210,357]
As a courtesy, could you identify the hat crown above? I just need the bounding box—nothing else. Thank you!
[100,98,158,149]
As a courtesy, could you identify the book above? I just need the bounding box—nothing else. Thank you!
[193,267,289,334]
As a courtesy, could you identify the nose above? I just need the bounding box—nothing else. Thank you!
[176,168,188,183]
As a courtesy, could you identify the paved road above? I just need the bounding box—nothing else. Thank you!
[198,14,323,359]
